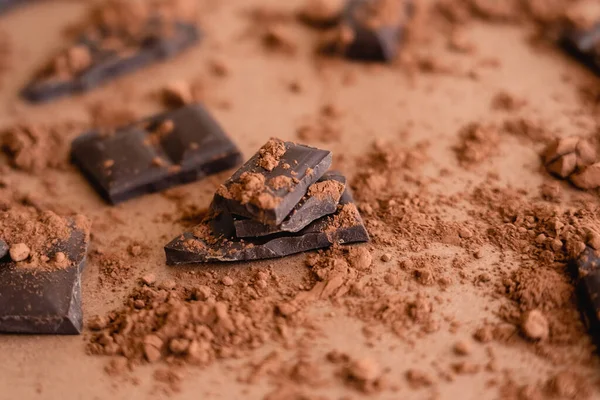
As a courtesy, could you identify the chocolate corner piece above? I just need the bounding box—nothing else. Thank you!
[211,140,333,225]
[571,246,600,346]
[71,104,242,204]
[21,22,200,103]
[560,21,600,76]
[164,184,369,265]
[234,171,347,238]
[342,0,412,62]
[0,221,90,335]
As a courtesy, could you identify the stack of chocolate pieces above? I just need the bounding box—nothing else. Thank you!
[165,138,369,264]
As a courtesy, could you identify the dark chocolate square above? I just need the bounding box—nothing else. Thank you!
[211,139,332,226]
[0,221,89,335]
[71,104,243,204]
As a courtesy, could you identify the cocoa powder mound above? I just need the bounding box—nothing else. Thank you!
[454,122,500,168]
[0,123,84,173]
[0,202,90,269]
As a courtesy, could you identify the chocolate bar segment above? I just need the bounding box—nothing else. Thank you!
[572,246,600,346]
[72,104,242,204]
[211,139,332,225]
[165,187,369,264]
[0,220,89,335]
[341,0,412,62]
[234,171,346,238]
[22,2,200,103]
[0,239,7,259]
[560,17,600,75]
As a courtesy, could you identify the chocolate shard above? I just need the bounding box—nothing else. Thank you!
[234,171,346,238]
[341,0,412,62]
[164,186,369,264]
[571,246,600,345]
[0,0,27,14]
[560,20,600,75]
[22,16,200,102]
[0,239,7,259]
[71,104,243,205]
[0,221,89,335]
[211,138,333,226]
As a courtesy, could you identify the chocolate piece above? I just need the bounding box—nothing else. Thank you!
[71,104,243,204]
[234,171,346,237]
[561,21,600,75]
[0,0,27,14]
[22,22,200,103]
[211,139,332,225]
[0,239,7,259]
[165,186,369,264]
[572,246,600,346]
[341,0,412,62]
[0,221,89,334]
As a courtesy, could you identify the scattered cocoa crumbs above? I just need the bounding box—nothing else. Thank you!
[0,122,84,173]
[0,203,89,269]
[258,138,287,171]
[161,79,203,108]
[454,122,500,168]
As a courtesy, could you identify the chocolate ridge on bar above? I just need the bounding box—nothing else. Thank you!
[164,187,369,264]
[71,104,243,205]
[22,16,200,102]
[341,0,412,62]
[234,171,346,238]
[560,20,600,76]
[0,220,90,335]
[211,138,333,226]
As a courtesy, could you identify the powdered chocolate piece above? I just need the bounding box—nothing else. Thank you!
[0,220,89,334]
[234,171,346,237]
[0,239,7,259]
[165,187,369,264]
[71,104,242,204]
[340,0,413,62]
[572,246,600,346]
[560,20,600,75]
[22,15,200,102]
[211,139,332,225]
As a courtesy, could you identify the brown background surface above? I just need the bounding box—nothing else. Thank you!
[0,0,599,399]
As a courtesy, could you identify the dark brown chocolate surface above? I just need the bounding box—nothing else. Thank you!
[0,220,89,335]
[71,104,243,204]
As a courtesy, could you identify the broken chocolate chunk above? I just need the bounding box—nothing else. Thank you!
[0,0,28,14]
[71,104,242,204]
[234,171,346,237]
[0,239,7,259]
[338,0,412,62]
[22,1,200,103]
[572,246,600,346]
[0,220,89,334]
[560,13,600,75]
[165,186,369,264]
[211,138,332,225]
